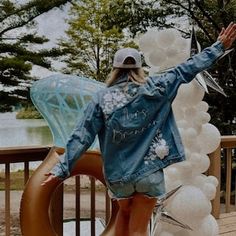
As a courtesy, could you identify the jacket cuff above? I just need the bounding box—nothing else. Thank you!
[213,40,226,53]
[50,161,70,180]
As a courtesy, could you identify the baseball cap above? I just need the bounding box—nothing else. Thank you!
[113,48,142,69]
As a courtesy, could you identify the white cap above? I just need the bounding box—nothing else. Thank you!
[113,48,142,69]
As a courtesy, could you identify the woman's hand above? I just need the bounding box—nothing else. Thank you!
[217,22,236,49]
[41,173,59,186]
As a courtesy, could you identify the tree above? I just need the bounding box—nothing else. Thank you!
[0,0,71,112]
[59,0,137,81]
[102,0,236,134]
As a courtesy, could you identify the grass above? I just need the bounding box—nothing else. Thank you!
[0,170,34,191]
[0,170,106,192]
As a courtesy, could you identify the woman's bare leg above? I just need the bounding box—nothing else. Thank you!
[129,193,157,236]
[114,198,132,236]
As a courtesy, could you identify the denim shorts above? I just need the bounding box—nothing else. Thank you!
[107,169,165,200]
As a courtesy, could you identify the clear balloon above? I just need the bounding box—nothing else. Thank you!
[149,49,166,66]
[166,47,179,58]
[156,29,180,48]
[175,37,188,51]
[139,30,159,53]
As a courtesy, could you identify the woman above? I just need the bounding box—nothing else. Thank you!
[42,23,236,236]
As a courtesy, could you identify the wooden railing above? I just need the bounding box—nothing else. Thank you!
[0,146,111,236]
[0,135,236,235]
[0,146,51,236]
[209,135,236,219]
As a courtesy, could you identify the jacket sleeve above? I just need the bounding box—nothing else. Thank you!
[50,97,104,179]
[151,40,225,101]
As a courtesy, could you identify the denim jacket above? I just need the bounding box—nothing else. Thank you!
[50,41,224,184]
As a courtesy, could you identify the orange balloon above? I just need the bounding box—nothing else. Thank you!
[20,147,118,236]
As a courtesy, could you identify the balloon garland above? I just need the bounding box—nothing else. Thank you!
[139,29,221,235]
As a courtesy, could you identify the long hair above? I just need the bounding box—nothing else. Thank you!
[106,68,146,87]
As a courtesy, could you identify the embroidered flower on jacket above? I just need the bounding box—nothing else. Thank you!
[102,88,129,117]
[144,130,169,164]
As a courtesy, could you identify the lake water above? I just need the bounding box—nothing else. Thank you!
[0,112,53,171]
[0,112,53,148]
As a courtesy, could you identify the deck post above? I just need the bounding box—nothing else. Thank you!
[208,145,221,219]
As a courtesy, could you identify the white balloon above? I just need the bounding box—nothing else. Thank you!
[165,179,183,192]
[197,124,221,154]
[185,128,198,140]
[176,80,205,106]
[177,120,189,128]
[186,140,202,153]
[169,186,212,227]
[190,154,210,174]
[177,161,194,182]
[160,221,182,233]
[159,231,174,236]
[165,166,181,180]
[196,101,209,112]
[184,107,197,119]
[175,229,191,236]
[195,111,211,125]
[172,104,185,120]
[202,183,217,200]
[206,175,218,187]
[192,175,208,188]
[189,215,219,236]
[184,148,191,160]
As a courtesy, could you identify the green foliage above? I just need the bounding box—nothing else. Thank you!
[0,0,71,112]
[59,0,137,81]
[16,106,42,119]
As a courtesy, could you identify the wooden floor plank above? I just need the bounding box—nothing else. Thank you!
[218,211,236,235]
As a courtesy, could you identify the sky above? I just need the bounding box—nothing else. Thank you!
[0,1,70,91]
[31,4,70,78]
[14,1,70,78]
[31,5,70,78]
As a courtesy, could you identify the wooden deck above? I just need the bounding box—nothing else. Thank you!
[218,212,236,235]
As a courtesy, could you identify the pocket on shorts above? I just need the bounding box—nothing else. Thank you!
[108,181,135,198]
[135,169,165,196]
[148,169,164,185]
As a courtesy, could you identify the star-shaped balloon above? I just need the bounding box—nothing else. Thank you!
[190,26,233,97]
[150,185,193,235]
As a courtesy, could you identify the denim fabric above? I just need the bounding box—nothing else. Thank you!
[50,41,225,184]
[107,169,165,199]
